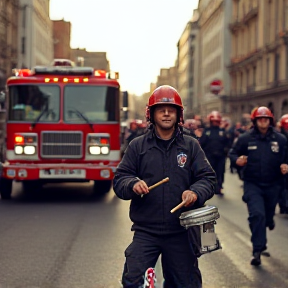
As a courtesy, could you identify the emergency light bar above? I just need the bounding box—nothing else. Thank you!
[32,66,94,76]
[11,67,119,80]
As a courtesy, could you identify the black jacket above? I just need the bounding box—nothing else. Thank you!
[113,127,216,235]
[229,127,287,185]
[199,126,229,157]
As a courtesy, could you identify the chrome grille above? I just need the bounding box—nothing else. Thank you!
[41,131,83,158]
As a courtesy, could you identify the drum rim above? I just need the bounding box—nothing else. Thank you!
[179,205,218,220]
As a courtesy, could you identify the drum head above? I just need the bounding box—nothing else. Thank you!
[180,205,220,227]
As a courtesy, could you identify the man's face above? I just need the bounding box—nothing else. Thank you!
[153,104,177,131]
[256,117,270,129]
[211,120,220,127]
[184,120,197,130]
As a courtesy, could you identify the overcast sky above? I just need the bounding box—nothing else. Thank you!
[50,0,199,95]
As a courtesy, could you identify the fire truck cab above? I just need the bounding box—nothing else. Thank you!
[0,60,121,199]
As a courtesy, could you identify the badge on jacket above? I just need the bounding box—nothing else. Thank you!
[177,153,187,167]
[271,141,279,153]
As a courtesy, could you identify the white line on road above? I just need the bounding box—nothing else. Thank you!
[234,232,252,249]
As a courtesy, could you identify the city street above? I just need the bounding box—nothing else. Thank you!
[0,170,288,288]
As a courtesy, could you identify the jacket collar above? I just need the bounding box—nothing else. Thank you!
[252,126,275,139]
[146,126,187,150]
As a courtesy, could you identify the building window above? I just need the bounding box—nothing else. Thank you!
[268,1,273,43]
[253,66,256,86]
[275,53,279,81]
[259,59,262,84]
[266,58,270,83]
[21,37,25,54]
[284,0,288,30]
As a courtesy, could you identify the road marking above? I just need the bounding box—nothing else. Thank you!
[234,232,252,249]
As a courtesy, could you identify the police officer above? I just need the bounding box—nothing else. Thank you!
[199,111,229,195]
[183,118,199,139]
[278,114,288,214]
[113,85,216,288]
[229,106,288,266]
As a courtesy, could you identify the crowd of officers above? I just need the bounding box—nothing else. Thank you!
[124,109,288,216]
[124,106,288,267]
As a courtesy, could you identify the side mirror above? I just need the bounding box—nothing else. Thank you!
[122,91,128,108]
[121,91,129,121]
[0,91,5,103]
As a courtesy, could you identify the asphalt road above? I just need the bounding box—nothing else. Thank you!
[0,171,288,288]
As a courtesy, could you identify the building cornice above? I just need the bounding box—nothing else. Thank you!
[229,6,258,33]
[228,81,288,101]
[228,48,262,71]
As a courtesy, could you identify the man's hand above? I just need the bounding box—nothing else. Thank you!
[236,155,248,166]
[182,190,198,207]
[133,180,149,196]
[280,163,288,175]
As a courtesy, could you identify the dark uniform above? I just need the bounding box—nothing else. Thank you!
[229,126,287,261]
[279,125,288,214]
[199,126,229,194]
[113,126,216,287]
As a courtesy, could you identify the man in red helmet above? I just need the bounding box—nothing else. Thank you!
[229,106,288,266]
[199,111,230,195]
[278,114,288,214]
[113,85,216,288]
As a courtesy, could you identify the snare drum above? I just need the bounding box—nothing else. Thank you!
[180,205,221,255]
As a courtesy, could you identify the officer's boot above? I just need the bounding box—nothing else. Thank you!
[251,252,261,266]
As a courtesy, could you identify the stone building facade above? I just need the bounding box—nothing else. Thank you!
[70,48,110,71]
[197,0,232,117]
[177,10,200,119]
[0,0,19,88]
[228,0,288,122]
[53,19,71,60]
[155,66,178,90]
[17,0,53,68]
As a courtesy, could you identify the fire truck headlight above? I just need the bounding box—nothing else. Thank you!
[100,146,109,155]
[89,146,101,155]
[24,145,36,155]
[15,146,24,154]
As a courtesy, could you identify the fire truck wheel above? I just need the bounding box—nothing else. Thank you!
[0,178,13,200]
[93,180,112,195]
[22,180,42,194]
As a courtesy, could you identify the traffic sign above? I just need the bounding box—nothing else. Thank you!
[210,79,223,95]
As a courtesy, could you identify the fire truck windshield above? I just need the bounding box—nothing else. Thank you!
[64,85,119,123]
[8,85,60,122]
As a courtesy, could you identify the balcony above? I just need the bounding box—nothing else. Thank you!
[229,7,258,33]
[229,20,243,33]
[242,7,259,24]
[229,49,261,70]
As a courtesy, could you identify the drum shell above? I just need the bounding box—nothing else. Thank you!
[180,205,221,255]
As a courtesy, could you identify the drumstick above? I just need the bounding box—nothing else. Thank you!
[148,177,169,191]
[141,177,169,197]
[170,200,187,213]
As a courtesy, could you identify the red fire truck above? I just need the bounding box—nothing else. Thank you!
[0,60,122,199]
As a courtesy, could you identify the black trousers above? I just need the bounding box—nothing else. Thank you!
[122,230,202,288]
[206,154,226,193]
[243,181,281,253]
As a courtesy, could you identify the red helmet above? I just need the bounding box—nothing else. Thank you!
[280,114,288,130]
[251,106,274,121]
[208,111,221,122]
[146,85,184,124]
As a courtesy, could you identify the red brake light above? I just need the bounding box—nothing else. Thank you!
[100,138,109,145]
